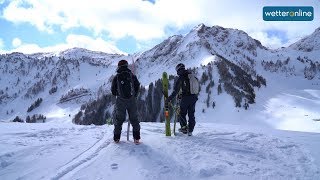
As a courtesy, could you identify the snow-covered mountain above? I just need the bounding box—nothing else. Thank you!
[289,27,320,52]
[135,24,266,84]
[136,23,320,83]
[1,24,320,180]
[1,24,320,131]
[0,48,125,122]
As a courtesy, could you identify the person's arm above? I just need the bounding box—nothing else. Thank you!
[133,75,140,97]
[168,76,181,101]
[111,76,117,96]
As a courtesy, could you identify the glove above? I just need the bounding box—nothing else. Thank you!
[162,90,168,98]
[166,96,173,104]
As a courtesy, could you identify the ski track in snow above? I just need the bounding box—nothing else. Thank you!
[0,123,319,180]
[49,131,111,180]
[0,125,111,179]
[55,124,320,179]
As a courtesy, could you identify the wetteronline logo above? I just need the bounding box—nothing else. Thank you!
[263,6,314,21]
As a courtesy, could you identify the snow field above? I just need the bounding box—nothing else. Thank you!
[0,122,319,180]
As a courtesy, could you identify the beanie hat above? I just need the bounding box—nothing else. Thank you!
[118,60,128,67]
[175,63,185,72]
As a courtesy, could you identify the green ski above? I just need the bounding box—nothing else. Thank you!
[162,72,171,136]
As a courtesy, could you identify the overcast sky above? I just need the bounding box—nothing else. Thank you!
[0,0,318,54]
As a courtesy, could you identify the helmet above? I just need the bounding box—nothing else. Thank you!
[175,63,185,72]
[118,60,128,67]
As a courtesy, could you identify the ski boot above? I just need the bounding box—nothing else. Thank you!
[178,126,188,134]
[114,134,120,143]
[134,139,140,145]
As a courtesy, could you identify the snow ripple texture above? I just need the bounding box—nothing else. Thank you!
[0,123,319,180]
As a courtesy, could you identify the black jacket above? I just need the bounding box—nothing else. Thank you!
[168,69,194,101]
[111,66,140,97]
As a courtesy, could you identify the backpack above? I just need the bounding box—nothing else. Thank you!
[116,71,135,99]
[188,73,200,95]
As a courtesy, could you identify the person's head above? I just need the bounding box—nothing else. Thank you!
[118,60,128,68]
[175,63,185,75]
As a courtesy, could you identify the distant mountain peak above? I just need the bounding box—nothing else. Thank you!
[192,23,207,32]
[59,47,94,55]
[289,26,320,52]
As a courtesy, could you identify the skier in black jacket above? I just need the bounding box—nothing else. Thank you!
[111,60,140,143]
[167,63,198,136]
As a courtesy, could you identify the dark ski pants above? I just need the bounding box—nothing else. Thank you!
[179,95,198,132]
[113,97,140,140]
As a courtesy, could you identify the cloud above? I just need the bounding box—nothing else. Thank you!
[1,0,319,48]
[65,34,124,54]
[12,37,22,47]
[250,32,284,49]
[4,34,124,54]
[2,0,164,39]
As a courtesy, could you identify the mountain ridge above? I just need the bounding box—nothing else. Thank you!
[0,24,319,127]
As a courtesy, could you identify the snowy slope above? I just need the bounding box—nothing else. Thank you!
[0,122,319,180]
[289,27,320,52]
[0,48,126,122]
[196,64,320,133]
[1,24,320,134]
[131,24,320,132]
[135,24,320,85]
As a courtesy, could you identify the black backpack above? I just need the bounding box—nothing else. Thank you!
[116,71,135,99]
[181,74,191,95]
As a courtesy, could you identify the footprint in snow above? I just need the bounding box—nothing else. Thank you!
[160,165,170,174]
[111,163,118,170]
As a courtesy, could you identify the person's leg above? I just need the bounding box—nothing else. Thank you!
[187,96,198,133]
[113,98,126,141]
[127,97,140,140]
[179,98,188,133]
